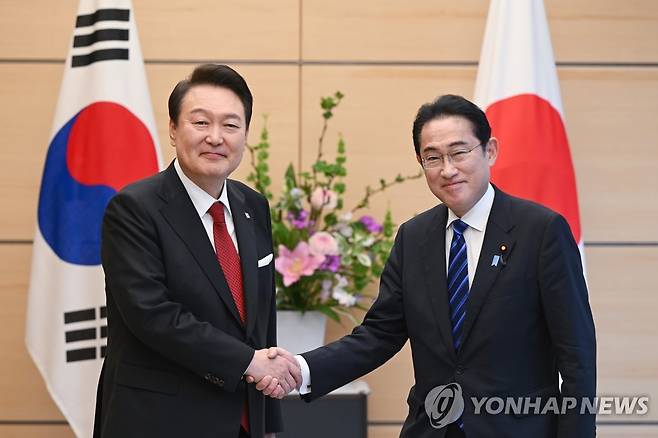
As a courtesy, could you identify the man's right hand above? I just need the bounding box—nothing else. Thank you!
[245,348,301,398]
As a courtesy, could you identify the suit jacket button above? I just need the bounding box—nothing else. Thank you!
[204,373,211,381]
[218,379,225,386]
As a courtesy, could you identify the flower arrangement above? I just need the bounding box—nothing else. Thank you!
[246,93,421,322]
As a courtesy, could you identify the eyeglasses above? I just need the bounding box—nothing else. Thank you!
[420,144,483,169]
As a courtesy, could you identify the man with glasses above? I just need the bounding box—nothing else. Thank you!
[257,94,596,437]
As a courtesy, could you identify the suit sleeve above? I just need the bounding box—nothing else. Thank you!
[102,191,255,392]
[538,214,596,437]
[301,225,410,400]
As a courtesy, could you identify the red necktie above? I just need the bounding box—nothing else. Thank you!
[208,202,246,323]
[208,202,249,432]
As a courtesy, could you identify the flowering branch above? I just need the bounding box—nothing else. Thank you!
[351,171,423,213]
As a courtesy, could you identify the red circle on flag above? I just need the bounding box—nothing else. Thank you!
[487,94,581,242]
[66,101,158,192]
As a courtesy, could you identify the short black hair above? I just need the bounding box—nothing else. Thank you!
[168,64,253,128]
[412,94,491,155]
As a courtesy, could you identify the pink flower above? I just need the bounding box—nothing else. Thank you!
[310,187,338,211]
[309,231,340,256]
[275,242,325,287]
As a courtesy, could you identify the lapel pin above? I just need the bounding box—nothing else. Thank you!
[245,212,251,219]
[491,255,500,267]
[499,243,508,266]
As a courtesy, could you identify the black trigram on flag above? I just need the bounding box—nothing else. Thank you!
[63,306,107,362]
[71,8,130,67]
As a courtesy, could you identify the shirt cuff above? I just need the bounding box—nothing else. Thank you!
[295,354,312,394]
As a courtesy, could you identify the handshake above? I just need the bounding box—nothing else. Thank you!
[244,347,302,399]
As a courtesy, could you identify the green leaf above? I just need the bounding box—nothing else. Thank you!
[324,213,337,227]
[284,164,297,190]
[316,305,341,323]
[337,137,346,154]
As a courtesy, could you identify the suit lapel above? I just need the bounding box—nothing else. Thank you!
[227,181,259,338]
[459,189,516,349]
[158,165,244,327]
[420,205,457,362]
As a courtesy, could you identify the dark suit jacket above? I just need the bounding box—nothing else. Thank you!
[93,163,281,438]
[302,187,596,438]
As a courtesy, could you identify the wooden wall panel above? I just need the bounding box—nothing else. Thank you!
[302,0,487,62]
[5,0,657,64]
[0,64,62,241]
[598,427,658,438]
[0,425,74,438]
[561,68,658,242]
[302,0,658,63]
[368,425,403,438]
[0,0,299,61]
[547,0,658,63]
[136,0,299,61]
[0,245,65,420]
[587,246,658,422]
[0,1,77,59]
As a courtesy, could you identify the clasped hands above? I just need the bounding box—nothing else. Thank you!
[245,347,300,399]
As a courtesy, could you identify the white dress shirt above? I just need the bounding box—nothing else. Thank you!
[295,183,496,395]
[445,183,495,287]
[174,159,238,253]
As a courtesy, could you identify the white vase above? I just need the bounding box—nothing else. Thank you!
[276,310,327,354]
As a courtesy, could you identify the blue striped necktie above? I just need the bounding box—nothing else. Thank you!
[448,219,469,432]
[448,219,469,352]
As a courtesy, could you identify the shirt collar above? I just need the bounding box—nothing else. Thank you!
[174,159,233,220]
[446,183,495,232]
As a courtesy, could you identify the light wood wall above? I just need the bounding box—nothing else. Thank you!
[1,0,657,436]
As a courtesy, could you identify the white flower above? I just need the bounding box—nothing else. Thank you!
[332,289,357,307]
[320,279,332,303]
[338,224,353,237]
[331,275,356,307]
[290,188,304,199]
[361,236,375,247]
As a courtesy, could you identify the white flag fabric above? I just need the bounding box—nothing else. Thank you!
[474,0,585,263]
[25,1,161,436]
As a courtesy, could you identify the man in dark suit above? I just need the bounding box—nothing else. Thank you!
[259,94,596,437]
[93,64,299,438]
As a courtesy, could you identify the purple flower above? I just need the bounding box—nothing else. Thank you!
[319,254,341,272]
[287,209,311,229]
[359,215,383,233]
